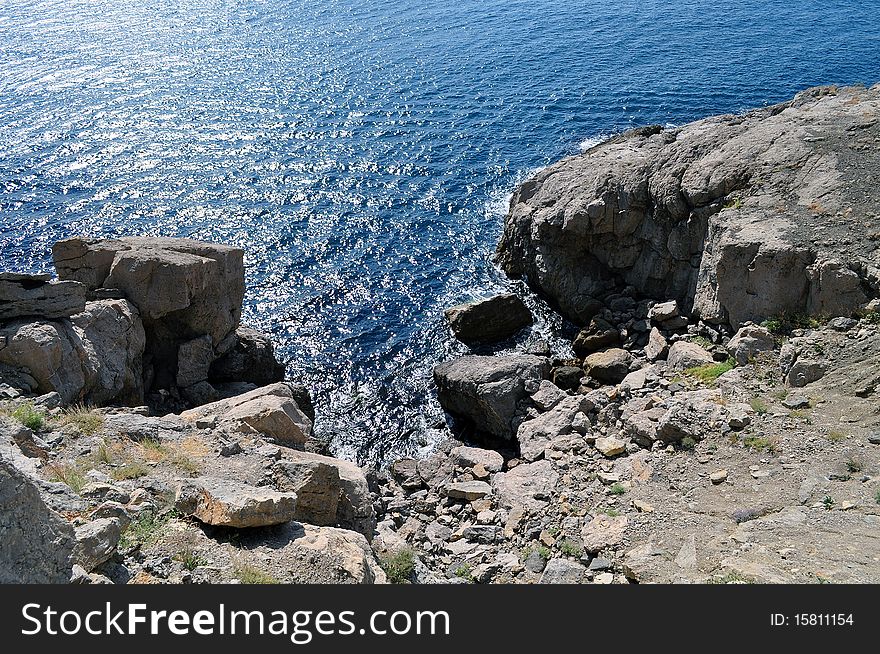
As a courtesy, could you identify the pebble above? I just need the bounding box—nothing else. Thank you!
[709,470,728,484]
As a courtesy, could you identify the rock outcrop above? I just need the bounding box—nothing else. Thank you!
[496,85,878,329]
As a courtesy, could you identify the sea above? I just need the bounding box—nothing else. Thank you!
[1,0,878,463]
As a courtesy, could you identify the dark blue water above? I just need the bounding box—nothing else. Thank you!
[1,0,878,463]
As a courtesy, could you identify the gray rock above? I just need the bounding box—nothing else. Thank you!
[572,317,619,356]
[530,379,566,411]
[446,481,492,501]
[209,326,286,386]
[176,335,214,388]
[175,477,297,528]
[667,341,714,372]
[644,327,669,361]
[787,358,826,387]
[74,517,122,572]
[181,382,313,446]
[434,355,550,439]
[0,274,87,320]
[444,293,533,345]
[496,86,876,330]
[273,458,341,527]
[726,325,776,365]
[450,446,504,473]
[492,460,558,511]
[782,394,811,409]
[584,348,632,384]
[273,450,375,537]
[0,455,76,583]
[648,300,680,322]
[540,558,587,584]
[552,365,584,391]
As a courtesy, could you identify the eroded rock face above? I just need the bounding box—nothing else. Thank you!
[53,237,246,394]
[209,326,286,386]
[434,355,550,439]
[0,456,76,583]
[496,86,879,329]
[0,299,145,405]
[0,273,86,320]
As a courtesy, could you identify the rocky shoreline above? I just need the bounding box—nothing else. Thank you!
[2,85,880,584]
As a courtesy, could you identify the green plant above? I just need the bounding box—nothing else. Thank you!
[11,402,45,431]
[379,548,416,584]
[609,483,626,495]
[845,455,864,474]
[453,563,473,582]
[94,439,116,464]
[684,358,736,385]
[119,511,176,549]
[722,197,743,210]
[708,571,753,584]
[874,489,880,505]
[743,435,777,453]
[45,462,87,494]
[679,436,697,451]
[558,540,583,557]
[789,409,812,423]
[603,508,621,517]
[233,562,279,585]
[761,313,822,336]
[826,430,847,442]
[521,545,551,562]
[59,404,104,435]
[112,461,150,481]
[749,398,769,415]
[175,548,207,571]
[690,335,714,349]
[822,495,835,510]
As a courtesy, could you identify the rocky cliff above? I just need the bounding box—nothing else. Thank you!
[496,85,879,329]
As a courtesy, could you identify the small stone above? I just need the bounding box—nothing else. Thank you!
[446,481,492,501]
[588,557,612,571]
[782,394,810,409]
[648,300,679,322]
[632,500,654,513]
[710,470,728,484]
[595,436,626,457]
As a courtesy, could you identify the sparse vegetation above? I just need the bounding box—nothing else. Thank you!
[558,540,583,557]
[10,402,45,431]
[679,436,697,451]
[684,358,736,385]
[722,197,743,210]
[44,462,87,493]
[454,563,474,582]
[708,570,754,584]
[112,461,150,481]
[522,545,551,561]
[603,508,621,517]
[732,508,762,524]
[827,429,847,442]
[761,313,822,336]
[743,435,777,453]
[233,562,280,585]
[58,404,104,435]
[379,547,416,584]
[174,548,208,571]
[845,455,864,474]
[609,483,626,495]
[119,511,176,550]
[874,489,880,505]
[822,495,835,510]
[750,398,769,415]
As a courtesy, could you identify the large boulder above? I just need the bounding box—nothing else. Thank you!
[53,237,245,392]
[175,477,297,528]
[444,293,533,345]
[667,341,714,372]
[572,317,619,356]
[273,450,376,538]
[0,273,86,320]
[726,325,776,365]
[584,348,632,384]
[0,299,145,405]
[491,460,558,512]
[434,355,550,438]
[0,455,76,583]
[181,382,313,446]
[496,86,879,329]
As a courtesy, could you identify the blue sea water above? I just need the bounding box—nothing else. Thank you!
[1,0,878,463]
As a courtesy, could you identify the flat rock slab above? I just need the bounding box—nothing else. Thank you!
[176,477,297,528]
[446,480,492,501]
[0,276,86,320]
[492,460,558,511]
